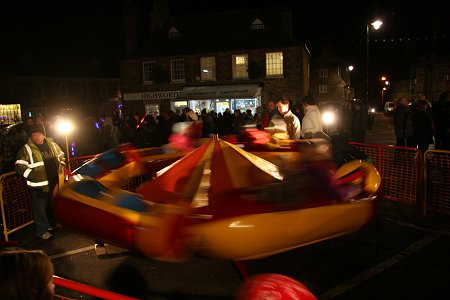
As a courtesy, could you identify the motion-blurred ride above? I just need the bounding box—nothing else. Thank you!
[53,136,381,261]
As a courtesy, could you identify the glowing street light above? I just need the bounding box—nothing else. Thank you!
[367,19,383,108]
[56,119,74,172]
[381,76,390,106]
[347,65,354,100]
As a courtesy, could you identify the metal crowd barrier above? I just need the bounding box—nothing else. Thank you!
[0,171,34,242]
[351,143,450,216]
[68,154,96,172]
[351,142,423,207]
[0,154,142,242]
[424,149,450,215]
[2,144,450,242]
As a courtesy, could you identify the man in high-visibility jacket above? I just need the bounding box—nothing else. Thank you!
[15,124,65,240]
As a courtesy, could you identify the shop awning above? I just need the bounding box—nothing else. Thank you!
[176,84,261,100]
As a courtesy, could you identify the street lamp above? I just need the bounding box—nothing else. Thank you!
[366,20,383,108]
[381,77,390,106]
[347,65,354,100]
[56,119,74,172]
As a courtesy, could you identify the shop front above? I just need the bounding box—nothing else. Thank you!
[0,104,22,124]
[123,90,181,116]
[174,84,261,115]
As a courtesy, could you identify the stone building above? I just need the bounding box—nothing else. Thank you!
[120,0,310,117]
[309,44,353,106]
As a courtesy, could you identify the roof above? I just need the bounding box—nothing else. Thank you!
[123,7,306,59]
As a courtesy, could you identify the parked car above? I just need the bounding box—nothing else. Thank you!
[384,101,395,115]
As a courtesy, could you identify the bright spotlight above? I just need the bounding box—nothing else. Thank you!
[322,111,336,126]
[56,119,74,135]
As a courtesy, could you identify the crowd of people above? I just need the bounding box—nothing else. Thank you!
[393,91,450,153]
[0,95,377,175]
[8,90,448,241]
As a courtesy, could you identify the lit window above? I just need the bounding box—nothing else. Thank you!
[232,54,248,79]
[200,57,216,81]
[266,52,283,77]
[319,69,328,78]
[319,85,328,94]
[143,62,155,82]
[171,59,185,82]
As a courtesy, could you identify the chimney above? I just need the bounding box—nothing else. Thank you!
[280,9,292,38]
[149,0,170,35]
[122,0,140,55]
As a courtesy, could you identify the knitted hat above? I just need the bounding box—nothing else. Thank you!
[30,124,46,135]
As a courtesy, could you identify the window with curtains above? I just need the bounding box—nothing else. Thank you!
[170,59,185,82]
[266,52,283,77]
[232,54,248,79]
[200,57,216,81]
[143,62,155,83]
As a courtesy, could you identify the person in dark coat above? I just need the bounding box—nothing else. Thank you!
[412,100,434,154]
[393,97,410,146]
[350,99,368,143]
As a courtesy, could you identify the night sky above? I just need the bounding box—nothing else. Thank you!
[1,0,448,90]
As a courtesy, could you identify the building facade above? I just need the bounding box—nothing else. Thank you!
[120,2,310,117]
[410,54,450,102]
[309,44,353,107]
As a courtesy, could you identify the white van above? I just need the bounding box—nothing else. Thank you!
[384,101,395,115]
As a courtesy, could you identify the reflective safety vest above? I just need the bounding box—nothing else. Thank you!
[15,137,65,189]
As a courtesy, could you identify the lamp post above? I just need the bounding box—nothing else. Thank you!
[56,119,74,173]
[347,65,354,101]
[366,20,383,108]
[381,77,389,107]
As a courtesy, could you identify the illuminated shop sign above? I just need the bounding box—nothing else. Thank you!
[124,91,181,101]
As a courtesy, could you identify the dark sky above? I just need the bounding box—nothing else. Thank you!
[1,0,448,83]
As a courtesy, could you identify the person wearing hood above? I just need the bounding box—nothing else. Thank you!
[101,116,120,151]
[15,124,65,240]
[301,96,323,139]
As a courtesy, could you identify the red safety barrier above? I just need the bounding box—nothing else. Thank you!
[351,142,422,208]
[0,172,34,242]
[53,275,139,300]
[68,154,96,172]
[424,149,450,215]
